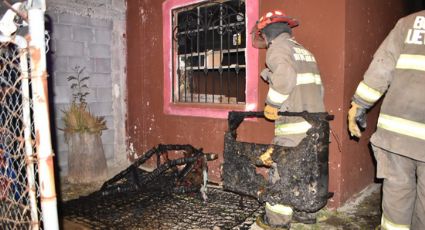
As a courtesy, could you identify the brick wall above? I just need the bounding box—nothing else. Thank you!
[46,0,126,176]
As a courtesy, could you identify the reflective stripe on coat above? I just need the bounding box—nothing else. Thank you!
[353,11,425,161]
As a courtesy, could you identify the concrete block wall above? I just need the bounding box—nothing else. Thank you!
[46,0,127,176]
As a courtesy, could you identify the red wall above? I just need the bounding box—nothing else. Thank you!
[126,0,408,208]
[341,0,406,205]
[259,0,347,208]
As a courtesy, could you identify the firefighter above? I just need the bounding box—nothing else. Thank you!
[252,10,326,229]
[348,11,425,230]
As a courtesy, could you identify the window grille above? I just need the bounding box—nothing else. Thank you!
[172,0,246,104]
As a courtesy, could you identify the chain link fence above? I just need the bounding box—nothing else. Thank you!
[1,1,58,229]
[0,37,41,229]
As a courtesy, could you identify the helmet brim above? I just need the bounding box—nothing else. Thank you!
[257,16,299,30]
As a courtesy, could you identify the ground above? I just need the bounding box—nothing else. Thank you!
[59,178,382,230]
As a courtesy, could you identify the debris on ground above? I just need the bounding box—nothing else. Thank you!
[61,168,261,229]
[61,181,382,229]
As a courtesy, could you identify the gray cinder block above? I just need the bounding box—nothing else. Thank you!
[90,44,111,58]
[94,58,112,73]
[54,40,84,57]
[59,13,89,26]
[95,29,112,45]
[73,26,94,42]
[96,87,112,102]
[89,18,113,29]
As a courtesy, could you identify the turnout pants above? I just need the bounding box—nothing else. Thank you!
[263,116,309,227]
[373,145,425,230]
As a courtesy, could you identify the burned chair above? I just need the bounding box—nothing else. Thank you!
[222,111,333,215]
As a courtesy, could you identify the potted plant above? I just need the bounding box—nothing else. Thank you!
[62,66,108,183]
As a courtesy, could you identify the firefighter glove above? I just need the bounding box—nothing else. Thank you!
[348,101,367,138]
[264,105,279,121]
[260,68,272,82]
[258,147,274,167]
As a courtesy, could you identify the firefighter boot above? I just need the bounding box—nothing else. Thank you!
[257,202,293,229]
[292,211,317,224]
[255,215,290,230]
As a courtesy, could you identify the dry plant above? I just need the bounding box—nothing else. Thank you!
[62,66,106,138]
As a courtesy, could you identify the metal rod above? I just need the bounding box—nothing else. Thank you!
[172,14,176,102]
[140,155,200,184]
[204,7,208,103]
[219,4,224,102]
[176,21,244,35]
[226,15,231,104]
[184,21,188,102]
[28,6,59,229]
[19,41,39,229]
[212,30,215,102]
[101,148,158,189]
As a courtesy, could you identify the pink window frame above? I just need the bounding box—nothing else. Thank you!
[162,0,259,119]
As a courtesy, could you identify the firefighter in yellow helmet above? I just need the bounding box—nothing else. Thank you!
[251,10,326,229]
[348,11,425,230]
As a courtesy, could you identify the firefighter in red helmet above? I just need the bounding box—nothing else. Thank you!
[348,11,425,230]
[251,10,326,229]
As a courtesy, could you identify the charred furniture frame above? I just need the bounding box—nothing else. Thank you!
[99,144,217,198]
[222,111,334,213]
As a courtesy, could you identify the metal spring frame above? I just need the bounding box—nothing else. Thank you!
[100,144,217,200]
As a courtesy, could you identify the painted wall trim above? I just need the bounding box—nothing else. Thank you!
[162,0,259,119]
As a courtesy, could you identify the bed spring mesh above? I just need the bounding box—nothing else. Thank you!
[62,145,263,229]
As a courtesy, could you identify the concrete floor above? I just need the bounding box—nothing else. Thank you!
[291,183,382,230]
[60,180,382,230]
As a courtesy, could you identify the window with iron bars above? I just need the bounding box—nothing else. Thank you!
[172,0,246,104]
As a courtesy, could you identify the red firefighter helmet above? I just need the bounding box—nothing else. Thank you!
[256,10,299,31]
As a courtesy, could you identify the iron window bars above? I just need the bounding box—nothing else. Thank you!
[172,0,246,104]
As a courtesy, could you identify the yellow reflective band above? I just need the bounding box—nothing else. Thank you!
[355,81,382,103]
[381,215,410,230]
[396,54,425,71]
[267,87,289,104]
[315,76,322,85]
[265,202,293,216]
[378,114,425,141]
[296,73,322,85]
[275,121,312,136]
